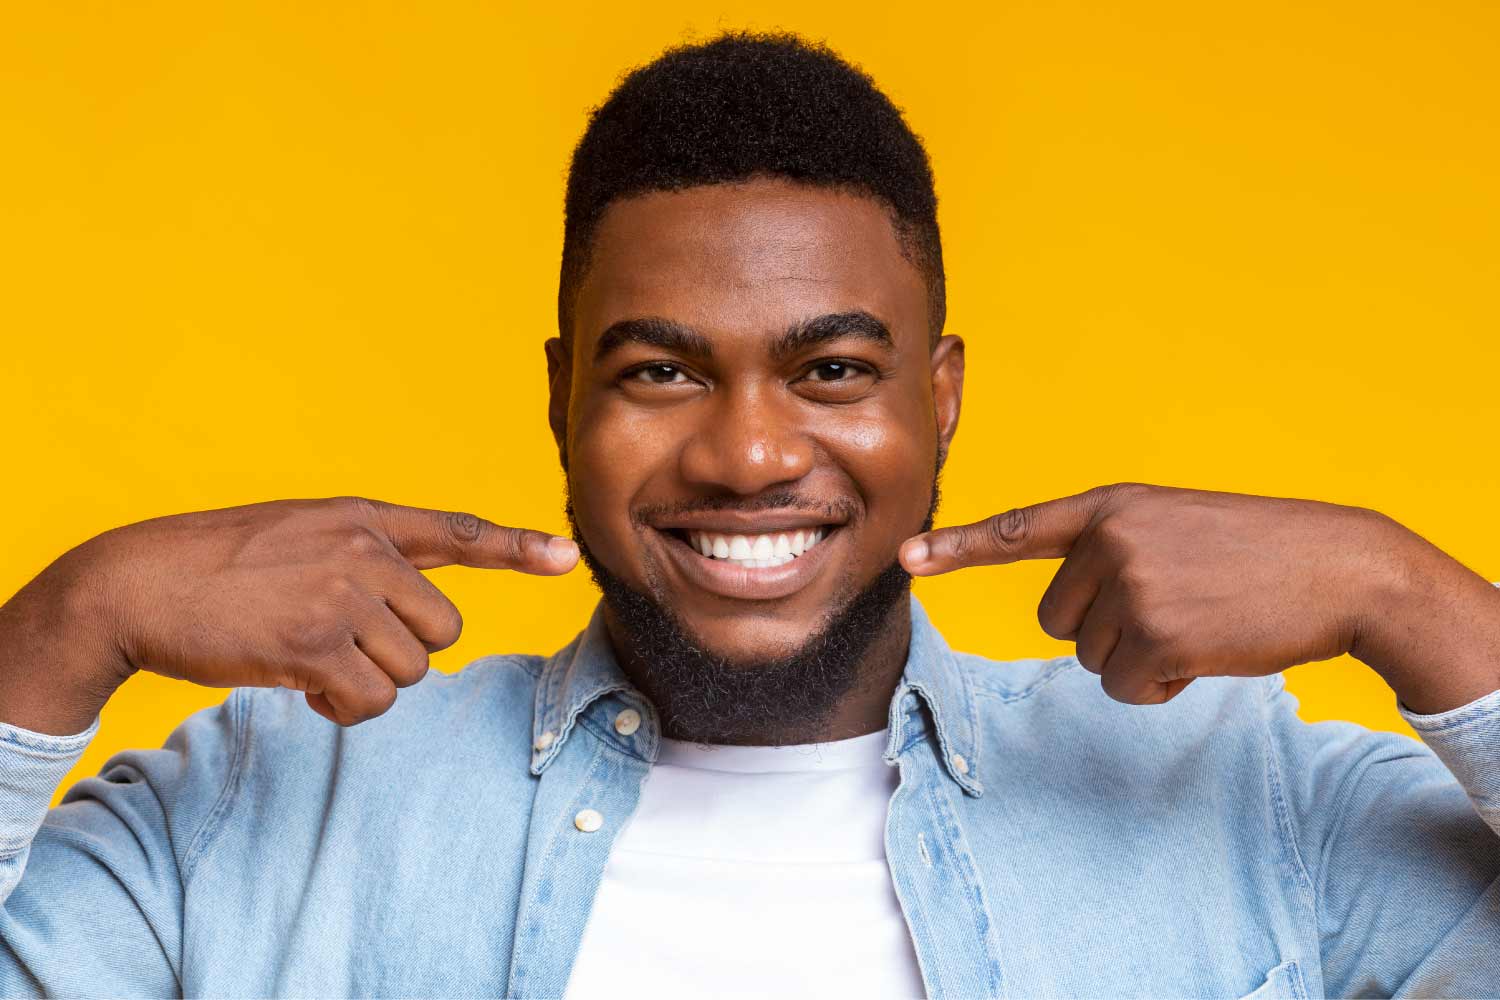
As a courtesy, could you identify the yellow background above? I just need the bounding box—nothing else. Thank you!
[1,3,1494,807]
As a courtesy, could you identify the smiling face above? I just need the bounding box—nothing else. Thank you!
[548,176,963,722]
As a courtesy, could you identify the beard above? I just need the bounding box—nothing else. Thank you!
[563,474,940,746]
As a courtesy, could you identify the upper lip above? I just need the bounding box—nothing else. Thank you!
[646,510,847,534]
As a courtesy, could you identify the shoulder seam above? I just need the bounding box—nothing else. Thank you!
[969,656,1079,704]
[1258,682,1315,904]
[180,687,252,883]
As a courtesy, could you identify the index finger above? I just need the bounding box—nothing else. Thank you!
[354,498,579,574]
[899,485,1117,576]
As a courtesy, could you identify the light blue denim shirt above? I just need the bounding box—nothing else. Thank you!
[2,594,1498,999]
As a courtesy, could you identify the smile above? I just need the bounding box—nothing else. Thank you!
[650,519,845,601]
[681,527,826,569]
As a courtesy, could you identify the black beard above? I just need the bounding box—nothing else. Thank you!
[563,477,940,746]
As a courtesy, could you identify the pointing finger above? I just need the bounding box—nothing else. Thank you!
[350,498,579,574]
[900,485,1117,576]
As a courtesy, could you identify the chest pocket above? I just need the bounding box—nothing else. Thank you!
[1235,960,1309,1000]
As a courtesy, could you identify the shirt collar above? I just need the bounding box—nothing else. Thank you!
[530,593,982,795]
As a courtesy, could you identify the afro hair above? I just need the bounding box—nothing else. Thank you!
[558,31,945,342]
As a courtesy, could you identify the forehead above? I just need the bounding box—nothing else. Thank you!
[572,177,928,348]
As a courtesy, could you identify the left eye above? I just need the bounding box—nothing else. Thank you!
[631,364,686,384]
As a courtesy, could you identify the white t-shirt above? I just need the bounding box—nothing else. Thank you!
[564,728,926,999]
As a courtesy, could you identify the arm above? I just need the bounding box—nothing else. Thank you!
[1266,677,1500,998]
[0,693,245,997]
[0,496,575,994]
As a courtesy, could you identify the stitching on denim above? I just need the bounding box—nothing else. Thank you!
[469,652,543,680]
[1260,685,1314,902]
[22,823,186,988]
[1403,688,1500,732]
[925,771,1005,995]
[509,740,610,993]
[969,656,1078,704]
[575,708,651,764]
[955,647,982,783]
[180,687,252,884]
[0,723,99,757]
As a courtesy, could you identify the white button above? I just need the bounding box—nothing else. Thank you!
[533,731,555,751]
[613,708,641,736]
[951,753,970,775]
[574,808,604,833]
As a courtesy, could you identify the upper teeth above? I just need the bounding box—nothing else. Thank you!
[687,528,826,568]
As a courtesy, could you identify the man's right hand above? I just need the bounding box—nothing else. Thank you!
[0,497,579,735]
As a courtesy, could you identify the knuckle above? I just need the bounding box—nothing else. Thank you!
[1036,599,1071,641]
[394,649,431,687]
[352,671,398,720]
[343,526,385,558]
[1116,561,1155,594]
[442,511,485,546]
[432,602,464,649]
[1106,481,1151,502]
[980,508,1029,552]
[334,495,381,521]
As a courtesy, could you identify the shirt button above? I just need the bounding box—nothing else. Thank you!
[951,753,970,775]
[613,708,641,736]
[533,731,556,752]
[574,808,604,833]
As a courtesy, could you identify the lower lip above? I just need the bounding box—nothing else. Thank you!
[656,528,842,601]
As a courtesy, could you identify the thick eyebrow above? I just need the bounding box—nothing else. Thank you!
[770,311,894,362]
[593,317,715,364]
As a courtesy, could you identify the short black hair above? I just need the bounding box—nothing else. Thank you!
[558,31,945,344]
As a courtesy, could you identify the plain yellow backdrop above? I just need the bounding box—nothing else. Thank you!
[2,3,1495,808]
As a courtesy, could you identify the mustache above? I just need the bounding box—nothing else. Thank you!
[629,491,860,528]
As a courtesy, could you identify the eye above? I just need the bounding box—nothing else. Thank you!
[629,363,688,384]
[806,361,859,382]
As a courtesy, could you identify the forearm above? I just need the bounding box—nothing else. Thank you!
[1350,519,1500,715]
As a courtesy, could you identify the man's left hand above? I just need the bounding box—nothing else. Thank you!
[899,483,1500,712]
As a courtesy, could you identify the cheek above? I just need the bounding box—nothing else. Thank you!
[820,393,937,539]
[567,397,682,565]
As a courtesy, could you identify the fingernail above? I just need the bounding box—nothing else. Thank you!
[548,536,579,562]
[905,539,930,565]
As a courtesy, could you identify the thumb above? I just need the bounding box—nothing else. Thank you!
[899,487,1112,576]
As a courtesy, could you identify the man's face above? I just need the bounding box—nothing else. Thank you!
[549,176,963,664]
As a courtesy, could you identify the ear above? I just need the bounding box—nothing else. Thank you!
[930,334,965,471]
[545,336,572,470]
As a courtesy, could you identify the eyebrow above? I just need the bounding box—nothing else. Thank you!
[592,310,894,364]
[593,317,714,363]
[770,311,893,362]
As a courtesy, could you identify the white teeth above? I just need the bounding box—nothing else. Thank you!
[684,528,834,569]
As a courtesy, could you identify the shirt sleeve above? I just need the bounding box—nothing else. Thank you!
[0,689,248,998]
[1392,580,1500,840]
[1265,675,1500,998]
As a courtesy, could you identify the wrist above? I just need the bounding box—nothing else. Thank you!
[1348,516,1500,714]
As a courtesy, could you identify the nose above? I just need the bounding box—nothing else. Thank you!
[678,385,815,495]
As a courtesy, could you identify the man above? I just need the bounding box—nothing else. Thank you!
[1,30,1496,999]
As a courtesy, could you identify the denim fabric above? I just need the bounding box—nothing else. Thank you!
[2,593,1497,999]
